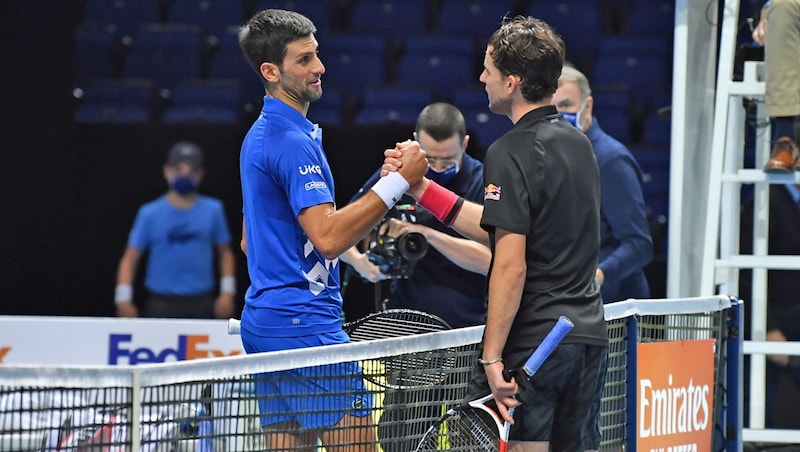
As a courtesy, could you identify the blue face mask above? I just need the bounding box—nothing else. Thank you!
[170,176,198,196]
[426,164,458,185]
[561,101,586,131]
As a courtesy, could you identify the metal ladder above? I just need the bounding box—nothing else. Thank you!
[701,0,800,444]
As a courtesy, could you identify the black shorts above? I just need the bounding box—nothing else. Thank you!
[144,292,215,318]
[467,343,608,450]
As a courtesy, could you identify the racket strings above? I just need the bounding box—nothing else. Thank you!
[446,408,501,451]
[345,311,450,342]
[344,309,455,389]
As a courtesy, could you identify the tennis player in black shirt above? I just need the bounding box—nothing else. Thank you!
[383,16,609,451]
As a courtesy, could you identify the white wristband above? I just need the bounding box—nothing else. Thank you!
[115,284,133,305]
[220,276,236,295]
[370,171,410,209]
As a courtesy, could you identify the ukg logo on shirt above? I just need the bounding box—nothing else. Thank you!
[298,165,321,175]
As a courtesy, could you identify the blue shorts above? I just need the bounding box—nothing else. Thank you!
[467,343,608,450]
[240,328,374,429]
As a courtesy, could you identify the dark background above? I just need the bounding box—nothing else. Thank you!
[0,1,666,322]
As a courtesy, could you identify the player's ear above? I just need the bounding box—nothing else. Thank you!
[260,62,280,83]
[507,74,520,93]
[462,135,470,151]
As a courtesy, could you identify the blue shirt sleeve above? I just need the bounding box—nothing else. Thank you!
[127,204,151,250]
[597,156,653,284]
[270,132,335,217]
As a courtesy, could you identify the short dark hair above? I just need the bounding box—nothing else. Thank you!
[415,103,467,142]
[238,9,316,87]
[487,16,565,104]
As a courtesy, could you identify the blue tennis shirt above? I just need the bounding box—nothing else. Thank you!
[240,97,343,337]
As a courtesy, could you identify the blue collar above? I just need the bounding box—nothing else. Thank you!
[262,97,320,143]
[585,118,602,143]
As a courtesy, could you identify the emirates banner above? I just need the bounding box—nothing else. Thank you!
[637,339,716,452]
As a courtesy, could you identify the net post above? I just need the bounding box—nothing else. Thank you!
[130,368,141,451]
[625,314,639,452]
[725,297,743,452]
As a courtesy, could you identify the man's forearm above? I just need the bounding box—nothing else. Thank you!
[426,229,491,274]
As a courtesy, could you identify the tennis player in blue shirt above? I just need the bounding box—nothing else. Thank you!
[236,9,428,451]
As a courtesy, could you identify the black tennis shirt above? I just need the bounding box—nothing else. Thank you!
[480,105,608,350]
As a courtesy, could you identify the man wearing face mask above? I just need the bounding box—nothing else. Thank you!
[114,141,237,319]
[553,66,652,303]
[341,103,490,328]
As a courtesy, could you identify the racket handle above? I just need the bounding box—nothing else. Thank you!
[227,318,241,335]
[521,316,574,378]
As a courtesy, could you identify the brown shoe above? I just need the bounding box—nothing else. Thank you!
[764,136,798,173]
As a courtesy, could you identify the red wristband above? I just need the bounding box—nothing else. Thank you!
[417,181,463,226]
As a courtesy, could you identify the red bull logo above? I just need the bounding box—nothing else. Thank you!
[484,183,501,201]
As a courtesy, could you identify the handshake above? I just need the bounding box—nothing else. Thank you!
[380,140,430,199]
[375,140,467,230]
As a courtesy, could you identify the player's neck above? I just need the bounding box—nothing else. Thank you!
[510,98,552,124]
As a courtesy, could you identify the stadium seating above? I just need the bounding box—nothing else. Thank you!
[626,0,675,39]
[597,35,672,64]
[640,110,672,147]
[73,78,154,124]
[394,53,475,101]
[167,0,245,36]
[206,27,263,108]
[82,0,161,36]
[254,0,332,34]
[526,0,603,72]
[591,55,670,113]
[436,0,514,42]
[354,87,433,126]
[73,22,118,84]
[161,79,241,124]
[320,34,387,94]
[122,23,203,90]
[349,0,429,42]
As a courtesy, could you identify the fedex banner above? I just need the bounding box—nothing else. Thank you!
[0,316,244,365]
[637,339,716,452]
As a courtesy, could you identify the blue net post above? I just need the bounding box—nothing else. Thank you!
[725,297,743,452]
[625,314,639,452]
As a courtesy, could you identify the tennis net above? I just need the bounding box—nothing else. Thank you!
[0,295,742,451]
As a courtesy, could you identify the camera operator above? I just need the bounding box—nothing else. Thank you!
[340,103,490,329]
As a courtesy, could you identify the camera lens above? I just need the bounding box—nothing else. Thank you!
[397,232,428,261]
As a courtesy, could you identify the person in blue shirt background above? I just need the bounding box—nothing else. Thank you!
[552,66,653,303]
[114,141,237,318]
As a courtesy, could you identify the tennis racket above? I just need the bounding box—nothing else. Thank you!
[414,315,574,452]
[228,309,449,338]
[344,309,453,390]
[228,310,453,389]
